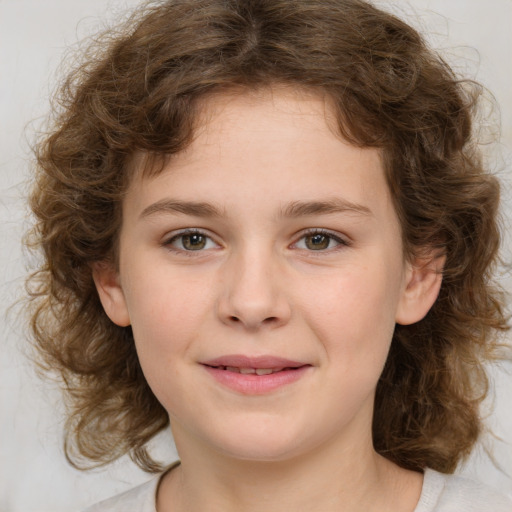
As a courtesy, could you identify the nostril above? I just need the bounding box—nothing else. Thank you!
[230,316,240,322]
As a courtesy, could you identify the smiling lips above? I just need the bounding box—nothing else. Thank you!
[219,366,291,375]
[201,355,311,394]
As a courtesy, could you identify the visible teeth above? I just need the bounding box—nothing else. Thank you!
[255,368,273,375]
[239,368,257,374]
[221,366,288,375]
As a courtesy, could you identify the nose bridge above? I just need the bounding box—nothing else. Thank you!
[217,241,290,329]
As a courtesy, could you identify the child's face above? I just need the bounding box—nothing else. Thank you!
[95,87,439,462]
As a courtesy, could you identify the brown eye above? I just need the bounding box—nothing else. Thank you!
[294,230,347,252]
[166,231,217,252]
[305,233,330,250]
[181,234,207,250]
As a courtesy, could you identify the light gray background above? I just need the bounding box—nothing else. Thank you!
[1,1,511,511]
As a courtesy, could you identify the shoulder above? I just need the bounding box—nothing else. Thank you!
[415,468,512,512]
[81,475,161,512]
[81,460,181,512]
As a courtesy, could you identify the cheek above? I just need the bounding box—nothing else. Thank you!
[123,269,212,370]
[125,283,208,411]
[299,262,401,363]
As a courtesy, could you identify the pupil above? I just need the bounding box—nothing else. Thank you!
[183,234,206,250]
[306,234,329,250]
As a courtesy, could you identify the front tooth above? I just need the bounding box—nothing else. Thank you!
[239,368,256,374]
[255,368,273,375]
[226,366,240,373]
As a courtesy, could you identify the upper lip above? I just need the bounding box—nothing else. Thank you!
[201,355,308,369]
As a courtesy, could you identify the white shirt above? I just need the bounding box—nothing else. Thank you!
[83,466,512,512]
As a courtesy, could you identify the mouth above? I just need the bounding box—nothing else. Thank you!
[200,355,311,394]
[201,355,308,372]
[204,365,304,375]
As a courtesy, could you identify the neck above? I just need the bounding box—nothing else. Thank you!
[157,427,422,512]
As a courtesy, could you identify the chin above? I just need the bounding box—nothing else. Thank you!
[218,444,304,463]
[205,421,315,463]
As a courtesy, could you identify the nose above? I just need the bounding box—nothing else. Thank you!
[216,247,292,331]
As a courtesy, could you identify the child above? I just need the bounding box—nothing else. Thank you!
[26,0,511,510]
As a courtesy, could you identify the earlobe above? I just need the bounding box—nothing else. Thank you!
[395,254,445,326]
[92,261,131,327]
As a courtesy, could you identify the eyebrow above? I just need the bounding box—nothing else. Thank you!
[139,197,372,220]
[279,198,372,218]
[140,199,224,219]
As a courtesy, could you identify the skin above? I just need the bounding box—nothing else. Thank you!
[94,87,443,512]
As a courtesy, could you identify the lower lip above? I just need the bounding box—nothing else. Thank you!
[202,365,311,395]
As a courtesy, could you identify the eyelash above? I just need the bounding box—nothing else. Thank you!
[295,229,350,253]
[162,228,350,255]
[163,229,219,255]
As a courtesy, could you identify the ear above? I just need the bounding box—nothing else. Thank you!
[92,261,131,327]
[395,252,445,326]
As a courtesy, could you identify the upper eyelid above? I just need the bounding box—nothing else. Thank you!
[294,228,349,244]
[163,228,221,249]
[161,227,350,248]
[163,227,216,240]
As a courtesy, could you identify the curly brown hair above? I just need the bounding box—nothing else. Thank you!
[26,0,509,474]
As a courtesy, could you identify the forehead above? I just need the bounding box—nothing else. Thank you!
[196,86,339,139]
[131,86,344,174]
[125,86,392,220]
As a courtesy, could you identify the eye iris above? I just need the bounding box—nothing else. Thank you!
[182,234,206,250]
[306,234,330,250]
